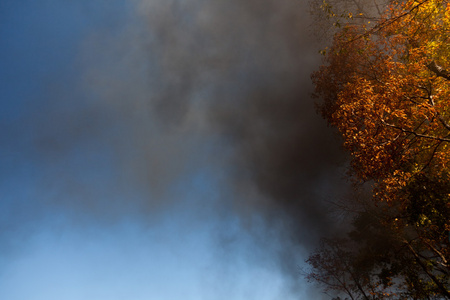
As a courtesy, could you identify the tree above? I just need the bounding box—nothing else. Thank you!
[313,0,450,189]
[308,0,450,298]
[306,201,449,299]
[309,0,390,42]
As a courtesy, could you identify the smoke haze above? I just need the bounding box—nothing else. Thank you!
[1,0,349,298]
[77,0,348,245]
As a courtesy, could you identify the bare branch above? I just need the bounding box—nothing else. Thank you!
[405,241,450,298]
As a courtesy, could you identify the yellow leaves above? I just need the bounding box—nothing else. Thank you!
[314,0,450,205]
[416,214,433,226]
[319,47,328,56]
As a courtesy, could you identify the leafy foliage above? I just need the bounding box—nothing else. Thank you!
[308,0,450,298]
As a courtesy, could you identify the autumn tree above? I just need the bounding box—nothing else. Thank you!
[306,201,449,299]
[309,0,389,42]
[308,0,450,298]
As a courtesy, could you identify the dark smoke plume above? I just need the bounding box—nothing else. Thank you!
[2,0,349,297]
[132,0,350,240]
[81,0,350,285]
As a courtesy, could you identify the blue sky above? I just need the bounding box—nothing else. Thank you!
[0,0,340,299]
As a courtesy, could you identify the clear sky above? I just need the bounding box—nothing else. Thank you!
[0,0,342,299]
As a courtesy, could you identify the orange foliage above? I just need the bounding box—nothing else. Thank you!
[310,1,450,298]
[313,0,450,204]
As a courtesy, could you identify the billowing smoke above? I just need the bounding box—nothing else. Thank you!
[80,0,348,239]
[1,0,348,298]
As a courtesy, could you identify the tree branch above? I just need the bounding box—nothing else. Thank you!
[405,241,450,298]
[380,119,450,143]
[427,60,450,81]
[425,92,450,132]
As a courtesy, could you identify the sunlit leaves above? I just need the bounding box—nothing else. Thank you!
[313,0,450,196]
[310,0,450,298]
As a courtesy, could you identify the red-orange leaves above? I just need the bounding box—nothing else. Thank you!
[309,3,450,298]
[313,1,450,202]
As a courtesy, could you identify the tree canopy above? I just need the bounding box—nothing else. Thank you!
[308,1,450,298]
